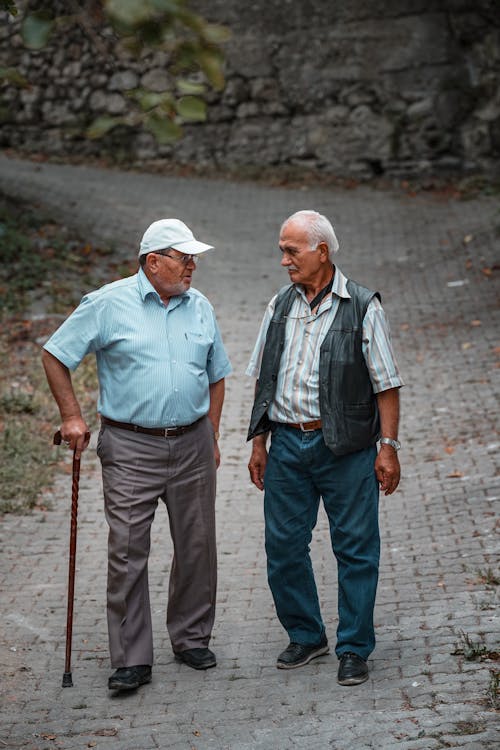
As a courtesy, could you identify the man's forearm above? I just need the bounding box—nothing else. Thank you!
[208,378,225,435]
[42,349,82,420]
[376,387,400,439]
[252,432,269,448]
[42,349,90,457]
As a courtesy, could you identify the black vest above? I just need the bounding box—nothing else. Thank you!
[247,279,381,456]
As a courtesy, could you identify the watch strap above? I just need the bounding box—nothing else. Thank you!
[380,437,401,451]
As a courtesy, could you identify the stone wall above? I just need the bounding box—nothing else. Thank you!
[1,0,499,179]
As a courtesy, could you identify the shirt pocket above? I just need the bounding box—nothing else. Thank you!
[184,331,212,367]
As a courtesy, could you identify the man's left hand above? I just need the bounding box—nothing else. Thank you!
[375,446,401,495]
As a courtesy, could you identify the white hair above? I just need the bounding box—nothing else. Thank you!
[281,210,339,260]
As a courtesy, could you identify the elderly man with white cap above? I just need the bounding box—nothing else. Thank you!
[42,218,231,691]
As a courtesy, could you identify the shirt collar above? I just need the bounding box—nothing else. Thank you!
[331,265,351,299]
[137,267,189,308]
[137,267,159,301]
[294,265,351,302]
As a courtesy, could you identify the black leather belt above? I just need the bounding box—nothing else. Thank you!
[101,416,200,437]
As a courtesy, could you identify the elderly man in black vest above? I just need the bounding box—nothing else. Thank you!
[247,210,403,685]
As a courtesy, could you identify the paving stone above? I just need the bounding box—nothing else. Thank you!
[0,154,498,749]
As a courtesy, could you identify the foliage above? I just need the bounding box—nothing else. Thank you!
[0,0,230,143]
[475,566,500,586]
[0,419,54,513]
[0,350,98,514]
[488,670,499,710]
[0,0,18,15]
[0,191,102,514]
[452,630,499,662]
[0,196,111,315]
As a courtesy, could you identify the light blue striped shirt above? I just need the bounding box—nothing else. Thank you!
[44,269,232,427]
[246,266,404,422]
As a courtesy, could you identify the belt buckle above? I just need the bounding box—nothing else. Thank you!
[164,427,178,437]
[300,422,314,432]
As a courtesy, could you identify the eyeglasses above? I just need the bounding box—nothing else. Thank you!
[153,250,200,265]
[283,313,318,323]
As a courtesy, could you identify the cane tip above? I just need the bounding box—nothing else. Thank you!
[62,672,73,687]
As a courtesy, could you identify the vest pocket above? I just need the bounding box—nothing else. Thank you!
[340,402,376,446]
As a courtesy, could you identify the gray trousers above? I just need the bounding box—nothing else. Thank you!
[96,416,217,668]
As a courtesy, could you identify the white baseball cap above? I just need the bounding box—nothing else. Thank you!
[139,219,214,257]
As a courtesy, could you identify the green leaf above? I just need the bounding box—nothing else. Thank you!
[198,50,225,91]
[176,78,205,96]
[129,88,174,113]
[0,67,29,88]
[201,23,231,44]
[136,20,165,46]
[129,89,162,110]
[176,9,204,35]
[175,95,206,121]
[86,115,124,139]
[150,0,182,12]
[0,0,18,16]
[21,13,54,50]
[144,112,182,143]
[173,41,200,70]
[104,0,152,26]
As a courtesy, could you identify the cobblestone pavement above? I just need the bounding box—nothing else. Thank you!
[0,154,499,750]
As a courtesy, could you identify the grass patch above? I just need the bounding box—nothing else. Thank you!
[0,191,112,514]
[488,670,500,710]
[475,567,500,586]
[0,192,114,316]
[451,630,499,662]
[451,629,500,711]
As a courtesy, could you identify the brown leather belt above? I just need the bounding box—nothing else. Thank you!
[101,415,201,437]
[285,420,322,432]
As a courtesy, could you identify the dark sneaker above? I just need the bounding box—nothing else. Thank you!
[276,635,329,669]
[174,647,217,670]
[337,652,368,685]
[108,665,152,691]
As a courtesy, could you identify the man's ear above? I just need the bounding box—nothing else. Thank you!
[317,242,329,261]
[145,253,159,272]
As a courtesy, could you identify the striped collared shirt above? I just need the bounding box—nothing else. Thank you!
[44,269,232,427]
[246,266,404,423]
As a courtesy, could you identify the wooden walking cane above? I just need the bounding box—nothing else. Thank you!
[53,430,89,687]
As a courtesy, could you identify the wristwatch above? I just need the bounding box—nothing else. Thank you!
[380,437,401,451]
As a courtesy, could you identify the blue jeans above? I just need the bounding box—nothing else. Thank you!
[264,425,380,659]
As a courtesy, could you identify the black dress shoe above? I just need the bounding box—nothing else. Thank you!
[276,635,329,669]
[174,647,216,670]
[337,652,368,685]
[108,665,152,691]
